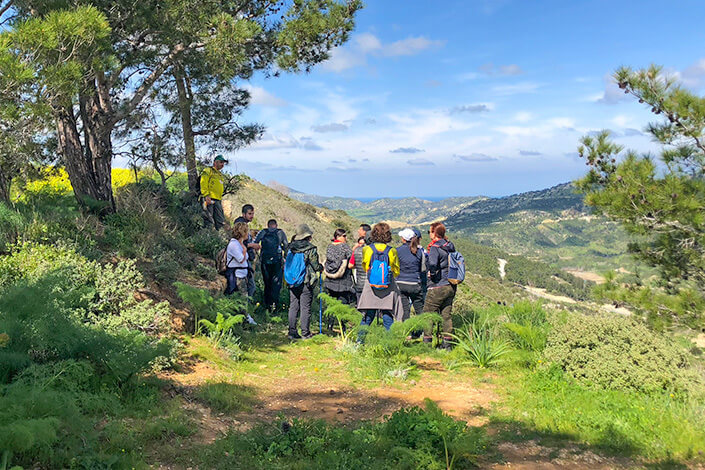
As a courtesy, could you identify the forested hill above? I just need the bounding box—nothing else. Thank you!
[444,183,587,231]
[287,187,484,225]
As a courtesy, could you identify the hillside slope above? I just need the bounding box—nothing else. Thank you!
[288,187,484,225]
[443,183,633,273]
[225,177,361,251]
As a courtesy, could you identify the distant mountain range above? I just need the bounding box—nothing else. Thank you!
[287,182,635,274]
[287,188,484,225]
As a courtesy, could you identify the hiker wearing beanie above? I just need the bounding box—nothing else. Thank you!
[324,229,355,325]
[284,224,323,340]
[424,222,457,348]
[357,223,404,332]
[350,235,367,304]
[396,228,426,322]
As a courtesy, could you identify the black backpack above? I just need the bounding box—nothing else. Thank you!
[260,230,282,264]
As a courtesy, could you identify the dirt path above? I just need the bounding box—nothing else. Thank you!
[153,336,663,469]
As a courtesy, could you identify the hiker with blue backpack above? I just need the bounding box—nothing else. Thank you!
[284,224,323,340]
[357,223,404,333]
[424,222,465,348]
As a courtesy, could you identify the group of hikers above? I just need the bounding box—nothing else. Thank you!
[199,155,464,348]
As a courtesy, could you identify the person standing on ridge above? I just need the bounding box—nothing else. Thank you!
[396,228,425,322]
[200,155,228,230]
[254,219,288,312]
[234,204,260,297]
[424,222,457,348]
[285,224,323,340]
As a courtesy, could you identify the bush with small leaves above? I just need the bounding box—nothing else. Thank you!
[543,313,701,395]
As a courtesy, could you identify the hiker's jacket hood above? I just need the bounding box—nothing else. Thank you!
[428,239,456,288]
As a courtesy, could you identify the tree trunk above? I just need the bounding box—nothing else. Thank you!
[57,89,116,215]
[0,166,11,206]
[174,66,199,194]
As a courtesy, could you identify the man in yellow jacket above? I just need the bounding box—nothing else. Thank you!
[200,155,228,230]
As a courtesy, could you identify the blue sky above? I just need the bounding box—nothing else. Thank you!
[226,0,705,199]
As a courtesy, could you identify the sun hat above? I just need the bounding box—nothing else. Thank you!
[295,223,314,240]
[398,228,416,241]
[214,154,228,163]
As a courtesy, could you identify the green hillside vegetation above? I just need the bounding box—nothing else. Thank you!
[228,176,361,251]
[442,183,633,273]
[288,188,485,225]
[0,171,703,468]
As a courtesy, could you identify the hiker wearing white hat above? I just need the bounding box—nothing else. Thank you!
[396,228,426,323]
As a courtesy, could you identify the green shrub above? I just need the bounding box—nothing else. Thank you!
[0,243,171,335]
[201,399,487,469]
[0,276,172,385]
[175,282,248,335]
[543,314,701,395]
[188,229,226,258]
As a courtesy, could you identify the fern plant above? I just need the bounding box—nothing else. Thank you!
[199,313,245,348]
[318,293,361,342]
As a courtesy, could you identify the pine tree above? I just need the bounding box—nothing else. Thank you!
[0,0,362,213]
[576,65,705,323]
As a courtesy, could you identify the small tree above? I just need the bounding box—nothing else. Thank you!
[576,65,705,324]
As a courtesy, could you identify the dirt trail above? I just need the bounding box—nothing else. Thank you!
[155,341,664,470]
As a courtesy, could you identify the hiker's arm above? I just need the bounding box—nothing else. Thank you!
[421,250,427,272]
[279,231,288,253]
[390,249,400,278]
[428,247,440,275]
[253,231,264,244]
[200,170,212,203]
[227,241,247,263]
[309,248,323,272]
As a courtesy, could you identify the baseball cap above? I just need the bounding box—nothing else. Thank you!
[214,154,228,163]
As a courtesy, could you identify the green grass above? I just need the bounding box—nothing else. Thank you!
[196,381,258,413]
[492,367,705,461]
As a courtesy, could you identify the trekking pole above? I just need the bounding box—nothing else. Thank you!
[319,272,323,334]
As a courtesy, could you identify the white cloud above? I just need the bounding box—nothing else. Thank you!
[407,158,435,166]
[680,58,705,89]
[513,111,533,123]
[491,82,542,96]
[322,33,444,72]
[312,122,349,133]
[243,84,287,107]
[594,73,629,104]
[455,153,498,162]
[383,37,445,56]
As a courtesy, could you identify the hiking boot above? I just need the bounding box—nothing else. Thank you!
[301,332,315,340]
[287,332,302,340]
[440,338,454,350]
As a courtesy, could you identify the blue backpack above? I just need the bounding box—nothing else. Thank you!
[284,251,306,287]
[447,250,465,285]
[367,245,392,289]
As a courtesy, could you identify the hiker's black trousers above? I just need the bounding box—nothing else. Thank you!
[261,261,283,309]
